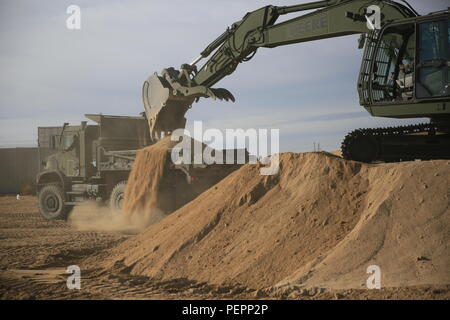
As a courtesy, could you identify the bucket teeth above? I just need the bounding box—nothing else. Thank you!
[210,88,235,102]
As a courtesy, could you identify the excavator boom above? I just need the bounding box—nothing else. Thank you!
[143,0,417,141]
[143,1,450,164]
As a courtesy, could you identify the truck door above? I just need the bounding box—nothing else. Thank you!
[60,134,81,177]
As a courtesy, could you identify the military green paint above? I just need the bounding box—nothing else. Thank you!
[369,101,449,118]
[287,15,328,38]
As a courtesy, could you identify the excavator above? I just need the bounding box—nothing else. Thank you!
[142,0,450,162]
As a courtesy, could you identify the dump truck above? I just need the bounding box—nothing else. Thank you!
[143,0,450,162]
[37,114,244,220]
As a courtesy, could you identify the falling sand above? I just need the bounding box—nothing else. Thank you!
[70,137,176,233]
[121,136,177,226]
[69,136,217,233]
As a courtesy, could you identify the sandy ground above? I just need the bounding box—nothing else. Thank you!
[0,191,448,299]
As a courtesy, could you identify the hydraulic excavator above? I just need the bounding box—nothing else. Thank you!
[143,0,450,162]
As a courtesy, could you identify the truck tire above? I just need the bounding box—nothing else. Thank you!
[109,181,127,214]
[38,184,67,220]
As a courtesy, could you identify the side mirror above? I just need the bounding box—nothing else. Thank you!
[358,34,366,49]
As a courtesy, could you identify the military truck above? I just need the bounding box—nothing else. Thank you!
[37,114,244,220]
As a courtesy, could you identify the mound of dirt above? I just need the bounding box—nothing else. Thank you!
[89,152,449,291]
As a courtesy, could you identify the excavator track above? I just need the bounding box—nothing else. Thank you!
[341,122,450,163]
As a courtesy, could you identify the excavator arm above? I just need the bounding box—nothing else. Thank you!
[143,0,417,140]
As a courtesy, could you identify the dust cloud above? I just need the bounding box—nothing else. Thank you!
[68,201,167,233]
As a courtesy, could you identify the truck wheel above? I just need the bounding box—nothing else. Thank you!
[38,184,67,220]
[109,181,127,214]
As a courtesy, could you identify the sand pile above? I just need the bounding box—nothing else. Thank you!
[91,152,449,290]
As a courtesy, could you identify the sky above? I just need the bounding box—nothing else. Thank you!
[0,0,447,152]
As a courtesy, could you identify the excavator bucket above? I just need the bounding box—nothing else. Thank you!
[142,73,195,141]
[142,67,235,141]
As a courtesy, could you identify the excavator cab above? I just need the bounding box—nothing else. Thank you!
[359,14,449,118]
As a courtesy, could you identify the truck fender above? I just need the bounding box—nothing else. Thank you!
[36,170,67,194]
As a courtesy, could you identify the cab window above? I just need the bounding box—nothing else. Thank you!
[61,135,77,151]
[417,19,450,98]
[371,23,415,103]
[50,135,59,149]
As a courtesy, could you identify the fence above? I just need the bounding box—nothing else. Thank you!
[0,148,39,194]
